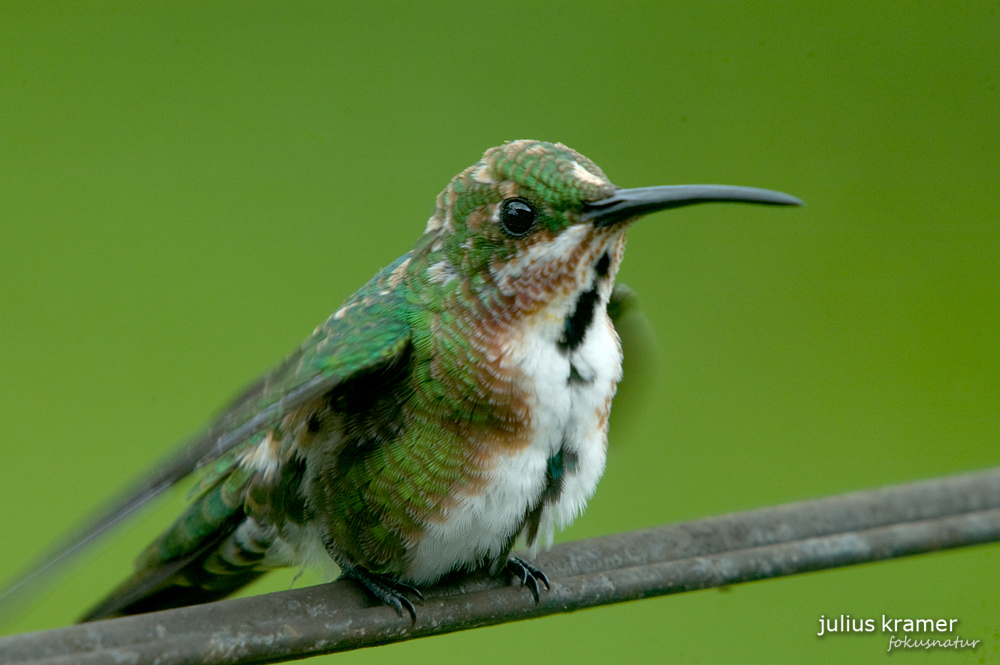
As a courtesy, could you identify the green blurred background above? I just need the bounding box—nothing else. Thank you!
[2,2,998,662]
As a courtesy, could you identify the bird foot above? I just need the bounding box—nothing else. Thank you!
[506,556,550,603]
[342,565,424,624]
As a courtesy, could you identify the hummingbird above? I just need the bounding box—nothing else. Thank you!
[3,140,801,623]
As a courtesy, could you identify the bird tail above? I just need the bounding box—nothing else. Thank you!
[80,469,267,621]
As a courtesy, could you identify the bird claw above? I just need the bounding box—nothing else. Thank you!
[342,566,423,624]
[506,556,550,603]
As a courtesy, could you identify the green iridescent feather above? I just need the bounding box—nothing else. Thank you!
[80,257,416,619]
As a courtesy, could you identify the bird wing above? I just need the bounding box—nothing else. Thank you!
[0,254,414,623]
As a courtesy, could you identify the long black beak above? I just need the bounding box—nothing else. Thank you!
[581,185,803,227]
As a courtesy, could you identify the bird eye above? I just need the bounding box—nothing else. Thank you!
[499,198,536,237]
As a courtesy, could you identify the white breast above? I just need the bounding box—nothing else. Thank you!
[519,304,621,551]
[403,270,622,583]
